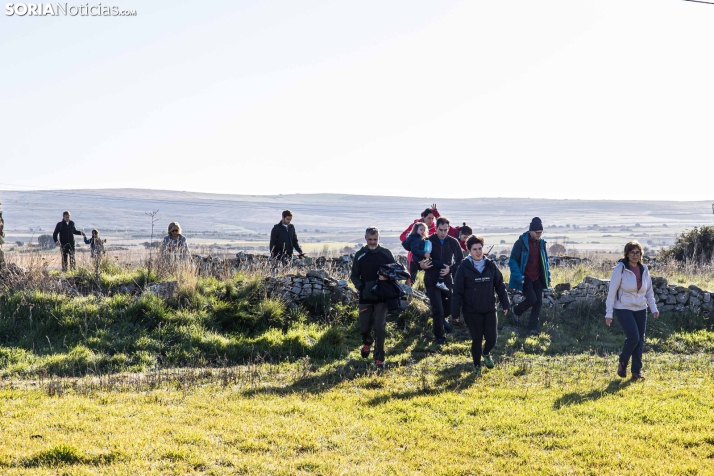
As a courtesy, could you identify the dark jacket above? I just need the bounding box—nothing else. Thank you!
[53,220,82,245]
[422,234,463,288]
[508,232,551,291]
[452,257,510,316]
[405,234,428,261]
[350,245,395,304]
[269,222,303,258]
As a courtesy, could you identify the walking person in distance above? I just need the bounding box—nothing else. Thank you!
[52,210,84,271]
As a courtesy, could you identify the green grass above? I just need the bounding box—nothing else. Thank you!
[0,353,713,474]
[2,262,714,473]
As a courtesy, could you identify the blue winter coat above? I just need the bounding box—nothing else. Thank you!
[508,232,551,291]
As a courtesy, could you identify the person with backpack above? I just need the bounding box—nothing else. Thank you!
[508,217,551,335]
[52,210,84,271]
[452,235,510,375]
[605,240,659,380]
[350,226,396,370]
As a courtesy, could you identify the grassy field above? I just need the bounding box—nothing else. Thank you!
[1,352,714,475]
[2,255,714,474]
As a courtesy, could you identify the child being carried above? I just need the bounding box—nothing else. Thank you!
[405,223,449,292]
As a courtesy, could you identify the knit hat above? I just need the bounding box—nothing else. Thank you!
[529,217,543,231]
[459,222,472,236]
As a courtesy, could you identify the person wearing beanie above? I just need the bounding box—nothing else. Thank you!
[508,217,551,335]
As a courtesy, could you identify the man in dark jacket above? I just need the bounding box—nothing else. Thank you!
[419,217,463,344]
[52,210,84,271]
[350,226,395,370]
[508,217,551,335]
[269,210,304,263]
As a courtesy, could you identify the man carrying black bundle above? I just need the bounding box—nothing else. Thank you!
[350,226,395,370]
[269,210,305,264]
[53,210,84,272]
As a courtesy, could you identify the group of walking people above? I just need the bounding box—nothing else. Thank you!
[45,207,657,379]
[352,205,658,380]
[51,211,189,271]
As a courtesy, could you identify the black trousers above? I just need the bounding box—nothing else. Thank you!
[514,278,544,331]
[425,285,451,339]
[359,302,388,362]
[615,308,647,374]
[61,243,76,271]
[464,311,498,367]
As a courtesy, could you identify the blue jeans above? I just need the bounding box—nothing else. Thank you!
[615,308,647,374]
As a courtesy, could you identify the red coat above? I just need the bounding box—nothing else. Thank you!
[399,208,467,258]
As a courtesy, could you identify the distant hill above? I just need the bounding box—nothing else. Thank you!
[0,189,712,236]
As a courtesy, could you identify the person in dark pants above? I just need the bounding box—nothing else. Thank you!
[419,217,463,345]
[605,240,659,380]
[269,210,305,264]
[508,217,551,335]
[350,227,395,370]
[452,235,510,375]
[52,210,84,271]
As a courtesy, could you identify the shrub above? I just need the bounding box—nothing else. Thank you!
[549,243,566,256]
[660,226,714,264]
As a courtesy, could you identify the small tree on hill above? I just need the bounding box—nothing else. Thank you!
[660,226,714,264]
[38,234,54,249]
[549,243,566,256]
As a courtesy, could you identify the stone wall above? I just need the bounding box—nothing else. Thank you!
[526,276,713,316]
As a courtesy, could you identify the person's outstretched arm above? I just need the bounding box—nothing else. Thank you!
[494,268,510,312]
[509,240,523,284]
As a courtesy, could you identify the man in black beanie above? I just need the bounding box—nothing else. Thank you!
[508,217,551,335]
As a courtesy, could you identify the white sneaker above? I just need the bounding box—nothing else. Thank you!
[436,281,449,292]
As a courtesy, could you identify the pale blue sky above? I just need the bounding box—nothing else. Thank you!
[1,0,713,200]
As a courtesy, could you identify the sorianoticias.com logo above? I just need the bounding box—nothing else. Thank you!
[5,3,137,16]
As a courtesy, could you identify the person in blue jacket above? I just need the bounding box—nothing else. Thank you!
[508,217,551,335]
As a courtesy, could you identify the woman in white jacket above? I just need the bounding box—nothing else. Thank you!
[605,241,659,380]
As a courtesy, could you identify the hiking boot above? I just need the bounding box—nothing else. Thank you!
[617,361,627,378]
[631,371,645,381]
[375,360,385,370]
[436,281,449,292]
[482,353,495,369]
[473,365,482,376]
[436,337,446,346]
[443,318,452,333]
[360,344,371,359]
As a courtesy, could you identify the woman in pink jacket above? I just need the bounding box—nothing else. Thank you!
[605,240,659,380]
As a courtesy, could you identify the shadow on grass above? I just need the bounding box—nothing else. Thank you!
[553,378,633,409]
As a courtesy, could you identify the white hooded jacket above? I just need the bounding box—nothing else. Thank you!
[605,260,658,318]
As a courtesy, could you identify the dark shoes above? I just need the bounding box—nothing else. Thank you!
[436,337,446,346]
[617,361,627,378]
[443,319,452,333]
[360,344,371,359]
[375,360,385,370]
[631,372,645,381]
